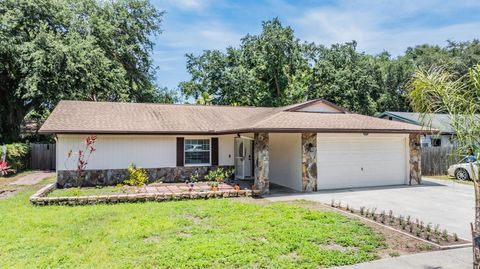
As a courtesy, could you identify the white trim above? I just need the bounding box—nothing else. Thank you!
[405,136,410,185]
[184,138,212,166]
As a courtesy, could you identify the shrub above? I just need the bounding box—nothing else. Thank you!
[442,229,449,241]
[204,168,234,183]
[124,164,148,186]
[4,143,28,172]
[453,233,459,241]
[0,161,14,176]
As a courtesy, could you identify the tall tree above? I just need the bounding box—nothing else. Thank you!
[306,42,385,115]
[0,0,172,142]
[180,19,410,115]
[179,18,311,107]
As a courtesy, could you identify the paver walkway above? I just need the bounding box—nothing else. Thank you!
[133,182,236,194]
[10,171,54,186]
[334,247,471,269]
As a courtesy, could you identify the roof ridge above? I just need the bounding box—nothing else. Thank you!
[59,100,275,110]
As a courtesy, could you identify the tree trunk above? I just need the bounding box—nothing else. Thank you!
[473,179,480,268]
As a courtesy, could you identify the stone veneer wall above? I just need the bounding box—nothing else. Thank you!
[254,133,269,195]
[57,165,234,188]
[302,133,317,192]
[409,133,422,184]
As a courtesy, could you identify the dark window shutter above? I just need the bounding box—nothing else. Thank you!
[211,137,219,166]
[176,137,184,166]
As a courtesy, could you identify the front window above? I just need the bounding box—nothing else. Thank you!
[185,139,210,165]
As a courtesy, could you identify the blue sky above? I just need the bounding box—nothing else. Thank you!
[151,0,480,89]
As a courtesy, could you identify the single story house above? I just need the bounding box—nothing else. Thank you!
[40,99,425,194]
[378,112,455,148]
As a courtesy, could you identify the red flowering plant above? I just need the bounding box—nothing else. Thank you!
[65,135,97,186]
[0,161,14,176]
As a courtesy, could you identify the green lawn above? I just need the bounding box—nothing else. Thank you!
[1,181,385,268]
[49,185,126,197]
[426,175,474,185]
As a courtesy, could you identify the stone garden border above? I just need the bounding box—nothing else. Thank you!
[30,183,260,206]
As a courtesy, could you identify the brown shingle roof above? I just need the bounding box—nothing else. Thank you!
[39,100,426,134]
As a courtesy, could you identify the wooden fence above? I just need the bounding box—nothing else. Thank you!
[421,146,461,176]
[28,143,56,170]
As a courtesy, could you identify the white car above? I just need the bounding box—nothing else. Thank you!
[447,160,478,180]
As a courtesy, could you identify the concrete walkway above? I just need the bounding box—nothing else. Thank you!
[334,247,472,269]
[10,171,54,186]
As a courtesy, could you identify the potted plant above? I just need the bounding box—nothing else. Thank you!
[207,181,218,191]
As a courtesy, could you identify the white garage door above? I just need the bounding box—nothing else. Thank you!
[317,134,408,190]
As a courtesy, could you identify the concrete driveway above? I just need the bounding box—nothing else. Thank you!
[267,177,475,268]
[267,177,474,239]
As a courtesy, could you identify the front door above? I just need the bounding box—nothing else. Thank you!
[235,138,253,179]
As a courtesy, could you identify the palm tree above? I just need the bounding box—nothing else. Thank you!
[196,92,213,105]
[409,64,480,268]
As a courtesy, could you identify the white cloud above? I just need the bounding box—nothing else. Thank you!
[291,0,480,55]
[161,22,243,50]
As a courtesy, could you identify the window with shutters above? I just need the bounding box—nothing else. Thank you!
[184,139,210,165]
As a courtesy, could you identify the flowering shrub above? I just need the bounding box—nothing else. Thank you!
[0,161,14,176]
[124,164,148,186]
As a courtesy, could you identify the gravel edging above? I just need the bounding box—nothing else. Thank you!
[30,183,260,206]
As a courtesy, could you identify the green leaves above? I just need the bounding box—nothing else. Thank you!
[0,0,170,142]
[179,20,409,114]
[409,65,480,170]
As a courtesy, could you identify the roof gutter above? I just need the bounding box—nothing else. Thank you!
[41,127,435,136]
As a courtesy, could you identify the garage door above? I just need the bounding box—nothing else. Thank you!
[317,134,408,190]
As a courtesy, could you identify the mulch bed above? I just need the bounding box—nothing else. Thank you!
[236,198,444,257]
[326,200,470,248]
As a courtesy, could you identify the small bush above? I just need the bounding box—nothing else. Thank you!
[442,230,449,241]
[453,233,459,241]
[204,168,234,182]
[124,164,148,186]
[389,252,400,257]
[4,143,28,172]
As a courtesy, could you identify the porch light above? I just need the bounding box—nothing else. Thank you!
[306,143,315,152]
[363,132,369,136]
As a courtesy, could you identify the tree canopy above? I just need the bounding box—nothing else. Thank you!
[179,18,480,115]
[0,0,175,142]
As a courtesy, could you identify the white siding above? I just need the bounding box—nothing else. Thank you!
[269,133,302,191]
[57,134,235,171]
[219,135,234,166]
[317,133,409,190]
